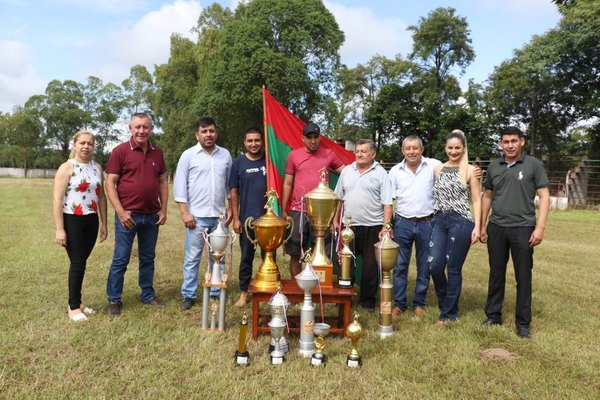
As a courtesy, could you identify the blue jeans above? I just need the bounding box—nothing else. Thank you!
[392,216,433,310]
[428,212,474,321]
[181,217,225,299]
[106,212,159,303]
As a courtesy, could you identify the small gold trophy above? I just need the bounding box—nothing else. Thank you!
[346,311,363,368]
[235,312,250,366]
[338,216,354,288]
[310,322,330,367]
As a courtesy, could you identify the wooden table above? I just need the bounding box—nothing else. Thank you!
[248,279,356,340]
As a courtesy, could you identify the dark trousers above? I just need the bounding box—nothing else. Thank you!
[238,230,266,292]
[350,225,382,309]
[64,213,98,310]
[485,223,535,328]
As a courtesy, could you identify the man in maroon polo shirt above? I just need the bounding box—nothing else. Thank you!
[104,112,169,316]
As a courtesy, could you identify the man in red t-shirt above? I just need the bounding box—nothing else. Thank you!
[281,122,344,277]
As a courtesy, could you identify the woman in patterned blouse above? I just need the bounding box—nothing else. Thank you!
[428,130,481,325]
[53,131,108,321]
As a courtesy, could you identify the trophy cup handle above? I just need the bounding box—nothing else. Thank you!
[283,216,294,243]
[203,228,214,252]
[244,216,258,245]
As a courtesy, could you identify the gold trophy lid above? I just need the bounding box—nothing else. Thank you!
[252,190,288,228]
[304,168,341,201]
[374,231,399,251]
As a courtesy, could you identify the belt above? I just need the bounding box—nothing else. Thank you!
[398,213,434,223]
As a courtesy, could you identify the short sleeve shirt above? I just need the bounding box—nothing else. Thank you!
[229,154,268,220]
[285,146,344,212]
[334,161,393,226]
[484,153,548,227]
[105,138,167,214]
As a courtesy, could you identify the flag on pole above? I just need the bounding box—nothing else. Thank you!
[262,87,354,214]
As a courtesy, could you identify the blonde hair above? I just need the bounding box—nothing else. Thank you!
[69,130,95,159]
[449,129,469,188]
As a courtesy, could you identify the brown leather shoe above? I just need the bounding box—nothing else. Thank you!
[107,302,122,317]
[392,306,403,319]
[414,306,426,318]
[143,297,165,308]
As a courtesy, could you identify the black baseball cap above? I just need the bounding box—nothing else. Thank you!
[303,122,321,136]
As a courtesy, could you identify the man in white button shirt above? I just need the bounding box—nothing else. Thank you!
[388,135,441,319]
[173,117,232,310]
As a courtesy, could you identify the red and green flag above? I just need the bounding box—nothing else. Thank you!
[262,87,355,215]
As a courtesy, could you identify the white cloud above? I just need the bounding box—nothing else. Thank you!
[324,1,411,67]
[0,40,45,112]
[52,0,152,14]
[82,0,202,84]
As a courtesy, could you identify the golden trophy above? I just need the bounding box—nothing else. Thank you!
[310,322,330,367]
[304,169,341,287]
[338,216,354,288]
[246,190,293,291]
[346,311,363,368]
[375,228,399,338]
[235,312,250,366]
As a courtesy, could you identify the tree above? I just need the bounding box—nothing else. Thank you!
[0,108,45,169]
[83,77,125,158]
[24,80,90,158]
[122,65,154,116]
[408,7,475,154]
[201,0,345,151]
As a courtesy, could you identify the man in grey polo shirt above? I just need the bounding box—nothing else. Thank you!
[334,139,393,311]
[480,126,549,339]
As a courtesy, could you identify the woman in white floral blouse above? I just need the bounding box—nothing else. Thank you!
[53,131,107,321]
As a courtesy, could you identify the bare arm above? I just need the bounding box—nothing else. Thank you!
[333,164,345,175]
[105,173,135,230]
[177,202,195,230]
[52,162,72,247]
[530,187,550,248]
[379,204,394,240]
[479,189,492,243]
[156,174,168,225]
[97,164,108,242]
[281,173,294,219]
[468,165,481,245]
[230,187,241,234]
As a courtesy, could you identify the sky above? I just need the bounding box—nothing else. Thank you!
[0,0,562,113]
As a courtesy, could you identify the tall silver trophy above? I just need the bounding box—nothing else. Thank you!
[295,262,319,357]
[268,288,290,364]
[201,213,235,332]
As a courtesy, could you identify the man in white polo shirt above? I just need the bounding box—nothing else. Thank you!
[388,135,441,319]
[334,139,393,312]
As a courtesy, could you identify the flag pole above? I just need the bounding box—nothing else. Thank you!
[261,85,272,203]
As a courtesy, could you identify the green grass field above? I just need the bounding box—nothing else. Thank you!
[1,178,599,399]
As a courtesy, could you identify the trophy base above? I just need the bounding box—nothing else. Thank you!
[337,278,352,289]
[270,353,285,365]
[346,355,362,368]
[297,341,316,358]
[376,324,394,339]
[250,276,281,291]
[310,353,327,367]
[235,351,250,366]
[312,265,333,288]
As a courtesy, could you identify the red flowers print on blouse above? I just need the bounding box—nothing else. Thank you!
[73,204,84,215]
[89,200,98,212]
[77,180,91,193]
[95,183,102,197]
